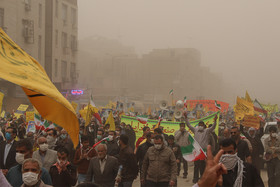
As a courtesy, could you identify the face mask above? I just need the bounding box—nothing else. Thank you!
[60,134,67,139]
[16,153,25,164]
[220,126,225,130]
[22,172,39,186]
[46,135,55,143]
[198,126,204,131]
[5,132,12,141]
[57,159,66,166]
[220,153,238,170]
[89,127,93,132]
[97,135,102,140]
[154,144,162,150]
[108,135,113,141]
[39,143,48,152]
[272,133,277,138]
[151,139,154,144]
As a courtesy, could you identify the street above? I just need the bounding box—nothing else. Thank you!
[133,162,269,187]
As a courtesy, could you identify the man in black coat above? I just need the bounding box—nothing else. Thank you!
[0,127,17,175]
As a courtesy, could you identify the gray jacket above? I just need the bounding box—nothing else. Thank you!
[174,130,190,147]
[141,145,177,183]
[33,149,57,171]
[186,121,217,149]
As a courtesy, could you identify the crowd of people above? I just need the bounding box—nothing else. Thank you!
[0,110,279,187]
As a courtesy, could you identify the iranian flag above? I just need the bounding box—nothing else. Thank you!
[34,114,45,131]
[169,89,174,95]
[215,100,221,110]
[136,115,148,124]
[181,134,206,161]
[184,96,187,108]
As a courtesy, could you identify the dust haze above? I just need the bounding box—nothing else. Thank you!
[78,0,280,105]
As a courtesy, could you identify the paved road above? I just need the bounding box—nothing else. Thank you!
[133,162,269,187]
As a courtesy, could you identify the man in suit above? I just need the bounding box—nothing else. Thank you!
[0,127,17,175]
[86,144,119,187]
[33,136,57,171]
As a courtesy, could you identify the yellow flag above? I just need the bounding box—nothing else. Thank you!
[0,28,79,146]
[71,101,78,111]
[0,111,5,118]
[105,111,115,131]
[234,97,254,120]
[0,92,4,113]
[245,91,253,103]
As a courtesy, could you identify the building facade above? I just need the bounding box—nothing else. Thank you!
[0,0,78,111]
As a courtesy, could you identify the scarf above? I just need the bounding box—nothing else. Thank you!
[220,153,244,187]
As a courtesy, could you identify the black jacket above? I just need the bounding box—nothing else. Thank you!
[0,140,17,169]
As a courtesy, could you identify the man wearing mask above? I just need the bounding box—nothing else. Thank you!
[0,127,17,175]
[86,121,98,146]
[49,147,77,187]
[55,129,74,161]
[174,122,190,178]
[116,134,138,187]
[46,129,57,150]
[32,136,57,171]
[230,127,252,163]
[264,126,280,187]
[185,115,217,183]
[141,135,177,187]
[136,132,154,186]
[21,158,52,187]
[96,129,105,143]
[73,135,97,184]
[106,131,120,158]
[86,144,119,187]
[6,139,52,187]
[240,124,264,174]
[219,138,264,187]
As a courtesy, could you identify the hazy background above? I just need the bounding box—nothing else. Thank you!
[78,0,280,104]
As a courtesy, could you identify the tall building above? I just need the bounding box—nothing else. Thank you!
[45,0,78,91]
[0,0,78,111]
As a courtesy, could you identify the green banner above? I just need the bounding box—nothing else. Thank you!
[121,112,220,143]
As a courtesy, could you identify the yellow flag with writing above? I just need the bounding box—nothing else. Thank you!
[0,28,79,146]
[245,91,253,103]
[105,111,115,131]
[234,97,254,121]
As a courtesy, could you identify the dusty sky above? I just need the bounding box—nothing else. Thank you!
[78,0,280,104]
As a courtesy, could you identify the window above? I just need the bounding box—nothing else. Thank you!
[55,59,58,77]
[38,35,41,61]
[62,4,67,25]
[61,61,67,80]
[38,4,42,28]
[55,0,58,18]
[71,8,77,27]
[70,35,77,51]
[55,30,58,47]
[61,32,67,48]
[0,8,4,29]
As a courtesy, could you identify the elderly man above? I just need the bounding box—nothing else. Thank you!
[86,144,119,187]
[21,158,52,187]
[6,139,52,187]
[33,136,57,171]
[141,135,177,187]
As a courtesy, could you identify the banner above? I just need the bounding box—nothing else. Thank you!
[26,111,34,122]
[234,97,254,121]
[121,112,220,143]
[0,92,4,113]
[0,28,79,146]
[186,100,229,112]
[261,104,279,117]
[243,115,260,129]
[27,121,36,133]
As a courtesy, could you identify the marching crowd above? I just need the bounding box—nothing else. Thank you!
[0,111,279,187]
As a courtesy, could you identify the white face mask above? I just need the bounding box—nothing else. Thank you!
[108,135,114,141]
[15,153,25,164]
[151,139,154,144]
[154,144,162,150]
[272,133,277,138]
[220,153,238,170]
[39,143,48,152]
[57,159,66,166]
[22,172,39,186]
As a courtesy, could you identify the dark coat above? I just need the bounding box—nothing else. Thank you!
[49,163,77,187]
[86,156,119,187]
[0,140,17,169]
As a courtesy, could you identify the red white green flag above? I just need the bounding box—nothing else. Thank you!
[215,100,221,110]
[136,115,148,124]
[181,134,206,161]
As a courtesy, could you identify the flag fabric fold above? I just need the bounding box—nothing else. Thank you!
[181,134,206,161]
